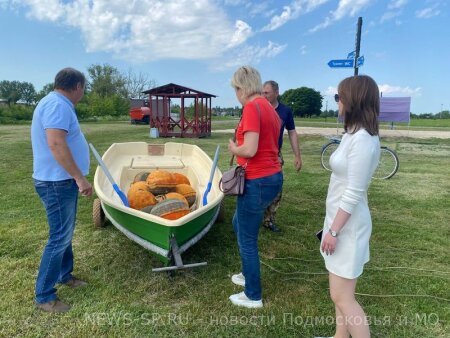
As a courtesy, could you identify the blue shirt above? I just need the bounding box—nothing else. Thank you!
[31,91,90,181]
[276,102,296,150]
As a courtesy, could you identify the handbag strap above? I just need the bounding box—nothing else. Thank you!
[229,101,262,167]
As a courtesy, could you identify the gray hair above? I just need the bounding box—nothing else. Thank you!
[231,65,262,99]
[263,80,279,92]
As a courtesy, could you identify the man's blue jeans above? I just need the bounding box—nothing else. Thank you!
[232,172,283,300]
[34,179,78,304]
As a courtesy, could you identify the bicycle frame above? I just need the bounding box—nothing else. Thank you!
[320,137,399,179]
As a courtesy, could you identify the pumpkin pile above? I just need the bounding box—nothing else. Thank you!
[127,170,196,220]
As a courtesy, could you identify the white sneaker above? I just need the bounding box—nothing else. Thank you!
[231,272,245,286]
[229,291,263,308]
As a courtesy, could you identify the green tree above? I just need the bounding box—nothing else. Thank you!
[280,87,323,117]
[0,80,21,106]
[19,82,36,105]
[171,104,181,114]
[87,93,129,118]
[87,64,127,98]
[36,83,54,102]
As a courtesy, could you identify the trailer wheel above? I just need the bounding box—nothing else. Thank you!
[93,198,106,228]
[216,199,225,223]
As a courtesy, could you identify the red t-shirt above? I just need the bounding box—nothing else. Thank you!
[236,97,282,179]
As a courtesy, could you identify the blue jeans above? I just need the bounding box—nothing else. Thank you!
[34,179,79,304]
[232,172,283,300]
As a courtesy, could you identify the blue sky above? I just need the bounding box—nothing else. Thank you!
[0,0,448,114]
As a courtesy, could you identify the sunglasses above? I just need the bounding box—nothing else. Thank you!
[334,94,340,103]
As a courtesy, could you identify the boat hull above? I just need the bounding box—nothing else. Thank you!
[93,142,224,266]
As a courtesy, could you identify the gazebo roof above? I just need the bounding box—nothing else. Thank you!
[143,83,216,98]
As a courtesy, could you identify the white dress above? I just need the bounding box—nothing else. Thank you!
[321,129,380,279]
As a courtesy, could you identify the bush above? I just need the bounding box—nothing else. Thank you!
[0,104,34,123]
[87,93,130,118]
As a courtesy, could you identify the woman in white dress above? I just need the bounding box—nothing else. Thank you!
[319,75,381,338]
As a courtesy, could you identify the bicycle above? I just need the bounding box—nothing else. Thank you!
[321,136,399,179]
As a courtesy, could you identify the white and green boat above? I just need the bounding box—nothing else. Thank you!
[92,142,224,271]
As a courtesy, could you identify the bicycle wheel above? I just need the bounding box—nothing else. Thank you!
[373,147,399,179]
[321,142,339,171]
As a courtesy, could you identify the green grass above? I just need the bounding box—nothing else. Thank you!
[0,123,449,337]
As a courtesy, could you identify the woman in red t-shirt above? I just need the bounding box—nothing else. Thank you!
[227,65,283,308]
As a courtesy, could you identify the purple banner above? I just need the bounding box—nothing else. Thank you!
[379,97,411,122]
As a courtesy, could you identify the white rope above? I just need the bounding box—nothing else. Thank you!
[261,259,450,302]
[366,266,450,274]
[354,293,450,302]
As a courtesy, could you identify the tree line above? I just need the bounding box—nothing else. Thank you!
[0,64,157,123]
[2,66,448,124]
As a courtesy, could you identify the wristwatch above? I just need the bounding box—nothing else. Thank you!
[329,228,338,237]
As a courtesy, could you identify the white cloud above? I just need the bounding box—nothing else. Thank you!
[326,84,421,97]
[325,86,337,96]
[10,0,255,62]
[378,84,422,96]
[0,0,9,9]
[300,45,307,55]
[416,5,441,19]
[227,20,253,48]
[249,2,275,18]
[388,0,408,10]
[262,0,329,32]
[380,0,408,23]
[223,0,246,5]
[309,0,371,33]
[216,41,287,70]
[380,10,401,23]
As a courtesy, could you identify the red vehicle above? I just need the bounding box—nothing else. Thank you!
[129,106,151,124]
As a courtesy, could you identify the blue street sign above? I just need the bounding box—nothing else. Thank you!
[347,50,356,59]
[357,55,364,66]
[328,59,354,68]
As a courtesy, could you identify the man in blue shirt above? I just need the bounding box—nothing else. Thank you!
[31,68,92,312]
[262,80,302,232]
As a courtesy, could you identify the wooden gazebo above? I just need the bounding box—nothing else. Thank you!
[142,83,216,138]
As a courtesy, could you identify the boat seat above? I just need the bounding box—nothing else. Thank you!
[131,156,185,169]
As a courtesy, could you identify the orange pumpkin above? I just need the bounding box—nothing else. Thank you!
[155,192,189,207]
[172,172,191,185]
[146,170,176,195]
[127,181,150,199]
[150,199,190,220]
[175,184,197,207]
[128,189,157,210]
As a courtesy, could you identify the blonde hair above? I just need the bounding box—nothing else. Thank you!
[231,65,262,99]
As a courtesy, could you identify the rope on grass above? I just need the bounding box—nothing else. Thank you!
[354,292,450,302]
[260,260,328,275]
[262,259,450,302]
[366,266,450,274]
[267,256,322,262]
[265,256,450,275]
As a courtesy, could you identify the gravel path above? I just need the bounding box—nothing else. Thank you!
[213,126,450,139]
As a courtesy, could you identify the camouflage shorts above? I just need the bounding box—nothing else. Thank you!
[263,151,284,225]
[263,189,282,225]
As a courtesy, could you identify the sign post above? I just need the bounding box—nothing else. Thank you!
[327,17,364,74]
[354,17,363,76]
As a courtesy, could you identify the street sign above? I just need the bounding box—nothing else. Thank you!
[347,50,356,59]
[357,55,364,66]
[327,59,354,68]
